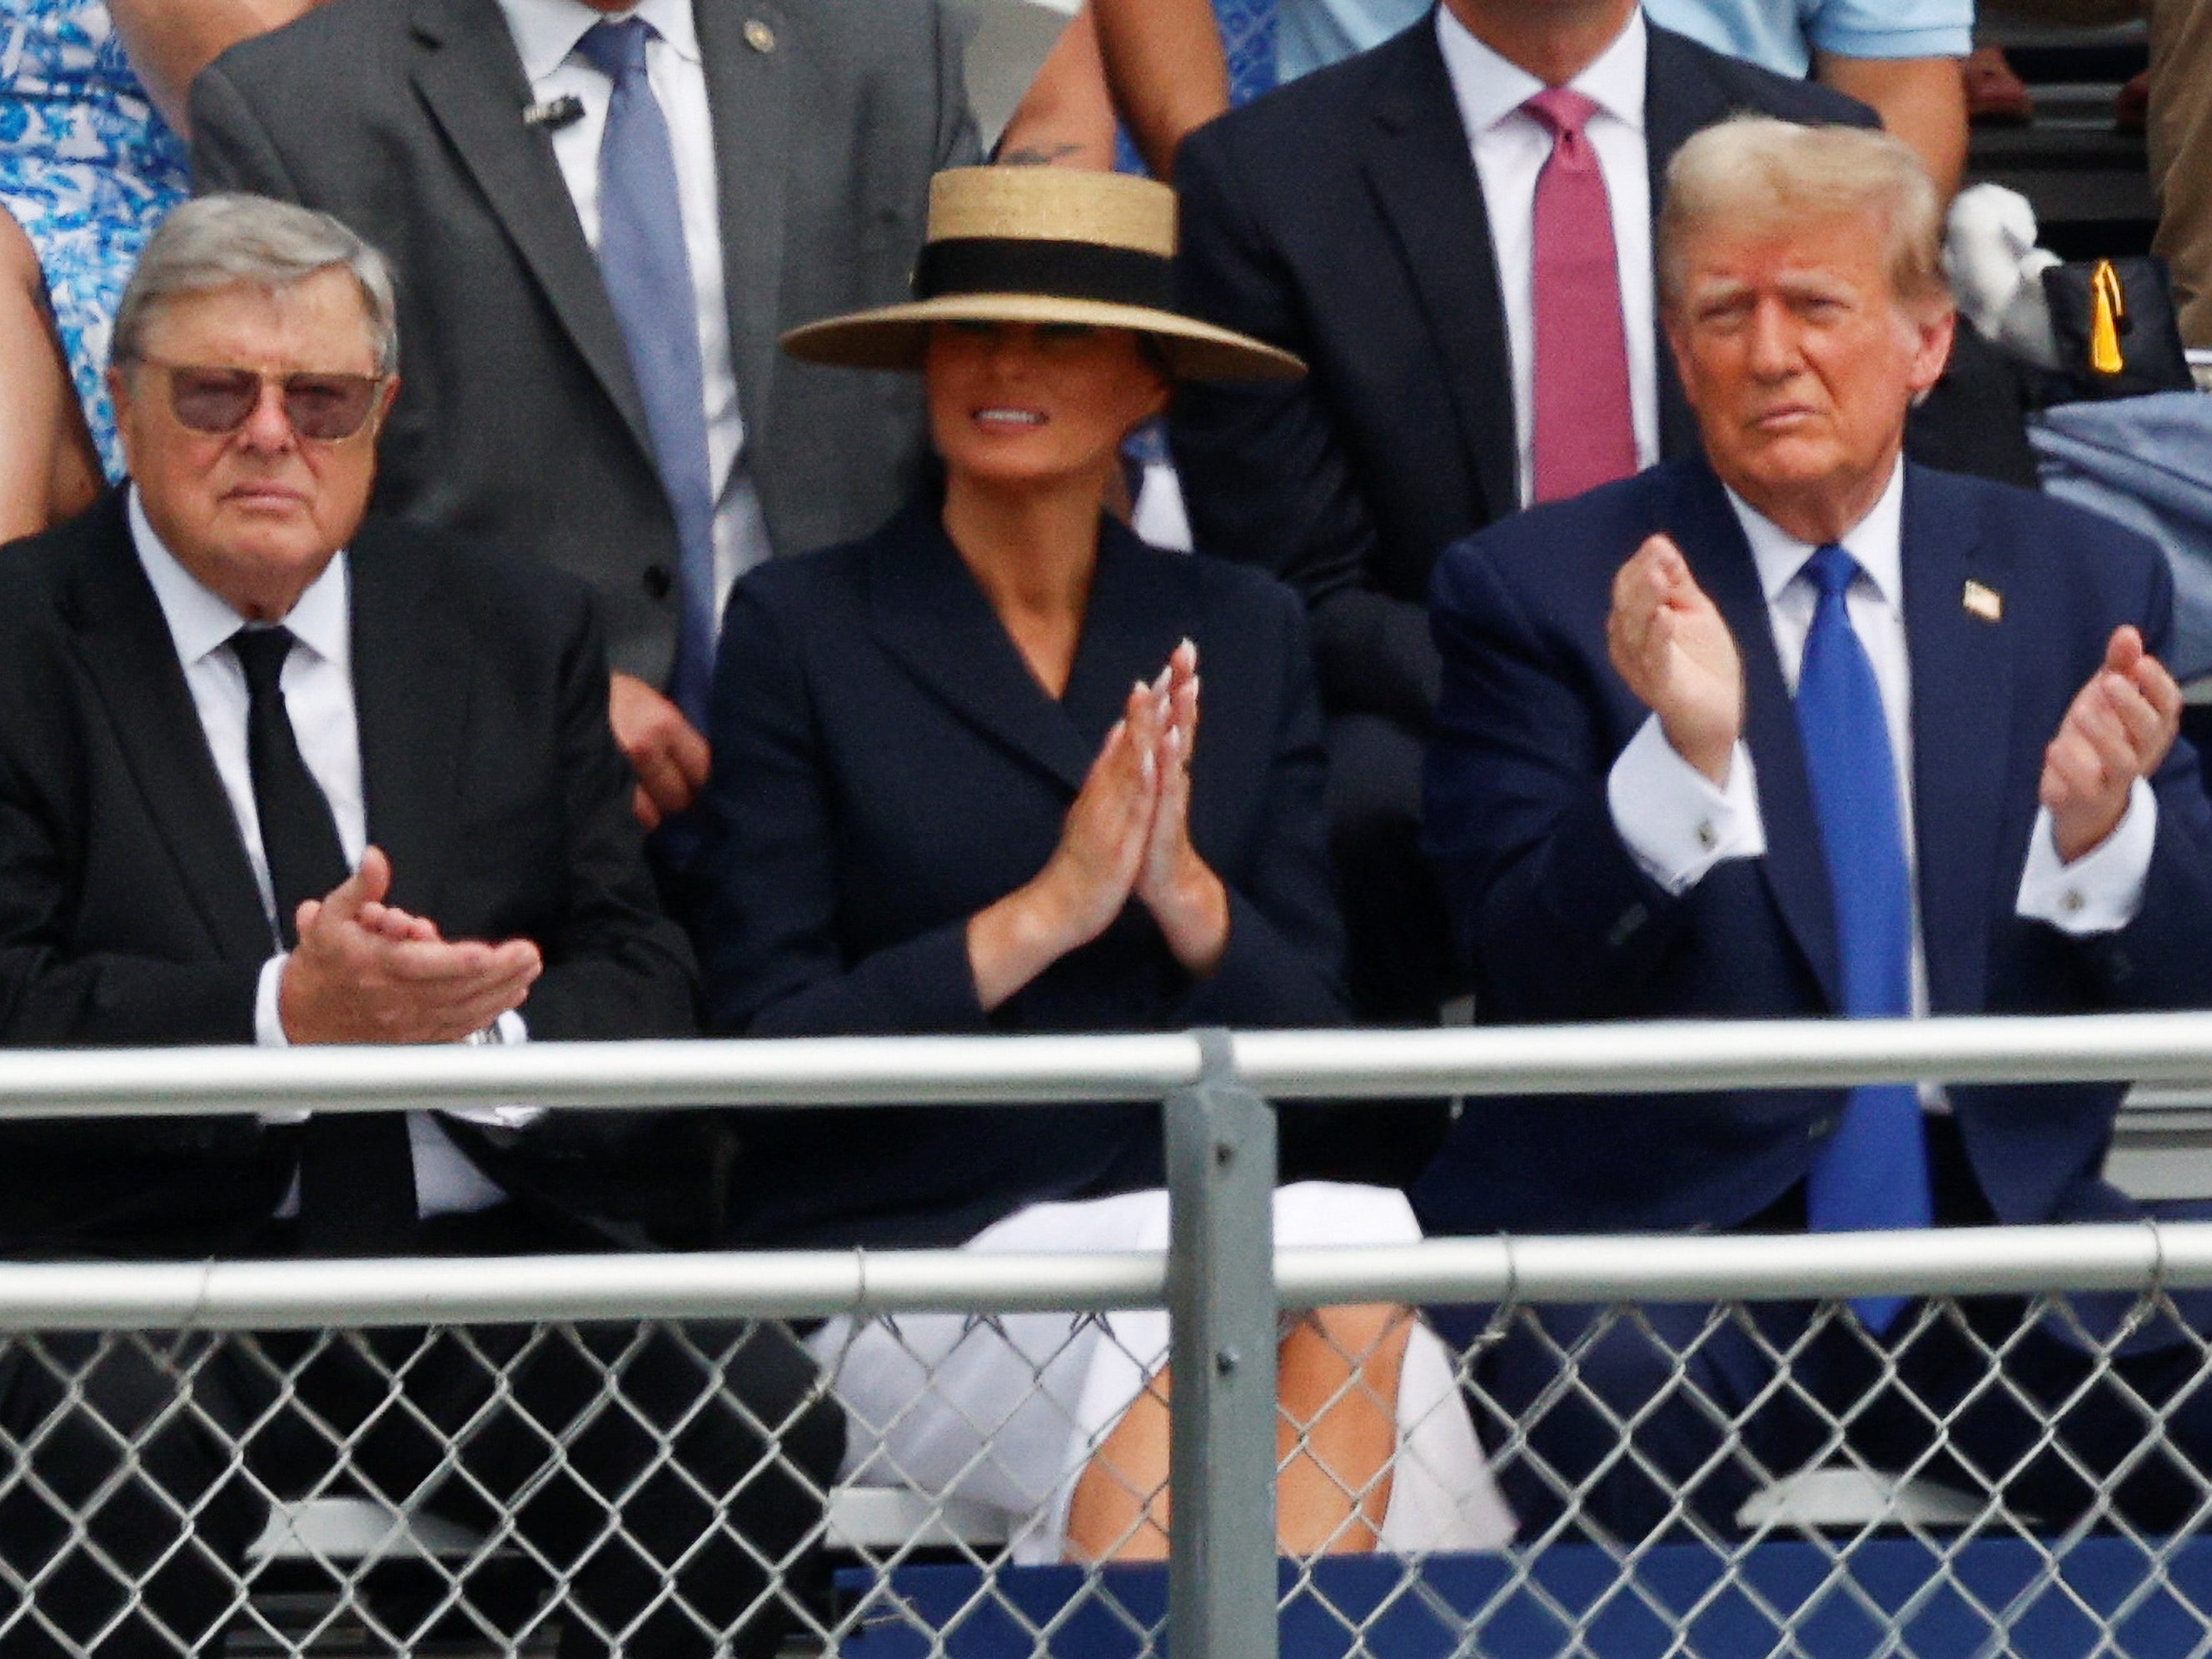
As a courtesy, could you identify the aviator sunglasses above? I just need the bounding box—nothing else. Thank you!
[140,359,389,442]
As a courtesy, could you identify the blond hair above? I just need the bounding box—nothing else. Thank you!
[1657,117,1949,317]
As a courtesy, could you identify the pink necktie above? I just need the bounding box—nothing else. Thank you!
[1525,87,1638,504]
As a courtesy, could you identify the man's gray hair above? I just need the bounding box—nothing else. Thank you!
[1657,117,1950,317]
[112,194,399,375]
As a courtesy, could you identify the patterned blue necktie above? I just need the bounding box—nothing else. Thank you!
[576,17,718,725]
[1791,543,1932,1333]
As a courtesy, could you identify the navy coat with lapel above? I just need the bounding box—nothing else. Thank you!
[695,501,1347,1248]
[1412,458,2212,1240]
[0,494,697,1257]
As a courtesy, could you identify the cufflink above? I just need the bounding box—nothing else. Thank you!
[1962,580,2003,623]
[1696,820,1717,851]
[745,18,776,52]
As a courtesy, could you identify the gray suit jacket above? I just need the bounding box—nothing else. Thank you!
[191,0,979,684]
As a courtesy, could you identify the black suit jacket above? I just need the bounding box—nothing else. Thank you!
[1171,16,2030,736]
[694,501,1347,1247]
[191,0,979,687]
[0,495,699,1258]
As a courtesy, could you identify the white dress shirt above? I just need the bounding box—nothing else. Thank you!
[129,491,526,1218]
[498,0,775,623]
[1603,461,2158,1102]
[1435,4,1661,509]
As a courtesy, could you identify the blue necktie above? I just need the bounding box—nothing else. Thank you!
[1791,544,1932,1333]
[576,18,718,725]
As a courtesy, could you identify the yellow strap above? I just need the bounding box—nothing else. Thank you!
[2090,259,2127,375]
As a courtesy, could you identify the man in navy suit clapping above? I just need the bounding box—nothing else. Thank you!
[1417,117,2212,1542]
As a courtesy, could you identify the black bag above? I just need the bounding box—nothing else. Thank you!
[2041,256,2195,401]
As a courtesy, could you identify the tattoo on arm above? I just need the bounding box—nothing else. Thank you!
[994,142,1086,167]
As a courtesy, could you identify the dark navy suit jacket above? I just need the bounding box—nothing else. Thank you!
[695,501,1347,1248]
[1412,458,2212,1241]
[1171,17,2036,739]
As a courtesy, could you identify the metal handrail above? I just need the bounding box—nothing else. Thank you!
[1274,1220,2212,1306]
[6,1221,2209,1330]
[1234,1010,2212,1098]
[0,1248,1172,1331]
[1,1012,2210,1118]
[0,1033,1203,1117]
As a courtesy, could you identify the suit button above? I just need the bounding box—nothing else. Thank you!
[642,565,673,600]
[1809,1114,1837,1139]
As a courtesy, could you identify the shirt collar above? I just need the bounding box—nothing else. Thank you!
[127,486,352,671]
[1436,3,1647,138]
[497,0,701,83]
[1728,457,1907,610]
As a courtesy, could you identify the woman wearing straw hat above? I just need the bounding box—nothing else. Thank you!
[691,167,1509,1561]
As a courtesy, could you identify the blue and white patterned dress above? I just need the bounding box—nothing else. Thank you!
[0,2,189,475]
[1113,0,1277,177]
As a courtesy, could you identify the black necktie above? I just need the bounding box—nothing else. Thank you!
[232,627,418,1256]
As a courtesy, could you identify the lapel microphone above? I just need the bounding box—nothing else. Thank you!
[523,95,586,132]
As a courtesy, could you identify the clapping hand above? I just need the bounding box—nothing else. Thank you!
[966,640,1230,1009]
[2042,626,2181,862]
[279,847,542,1044]
[1607,534,1744,785]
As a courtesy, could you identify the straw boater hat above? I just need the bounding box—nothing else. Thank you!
[780,167,1305,383]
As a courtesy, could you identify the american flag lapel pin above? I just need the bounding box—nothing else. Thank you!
[1962,580,2003,623]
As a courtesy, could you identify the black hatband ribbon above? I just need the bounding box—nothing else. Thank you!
[914,238,1173,311]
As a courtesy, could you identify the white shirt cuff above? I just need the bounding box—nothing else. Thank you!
[2015,779,2158,935]
[255,955,312,1123]
[256,956,537,1125]
[1607,715,1766,894]
[449,1012,540,1128]
[256,954,291,1049]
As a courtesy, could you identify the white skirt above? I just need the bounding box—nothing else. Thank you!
[810,1182,1516,1562]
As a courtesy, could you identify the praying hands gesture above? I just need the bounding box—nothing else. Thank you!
[967,640,1230,1011]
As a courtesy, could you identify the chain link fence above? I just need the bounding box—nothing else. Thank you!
[0,1250,1190,1658]
[1266,1255,2212,1659]
[8,1267,2212,1656]
[2,1019,2212,1657]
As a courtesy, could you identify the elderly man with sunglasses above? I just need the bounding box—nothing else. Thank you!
[0,194,839,1659]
